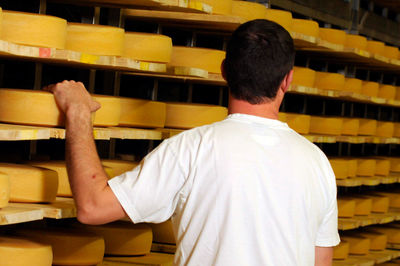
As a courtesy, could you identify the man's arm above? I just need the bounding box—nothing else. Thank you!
[315,246,333,266]
[45,80,126,225]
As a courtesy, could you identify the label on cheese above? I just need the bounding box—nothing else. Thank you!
[231,1,267,22]
[197,0,232,15]
[314,72,345,91]
[265,9,293,32]
[1,10,66,49]
[345,34,367,51]
[292,19,319,38]
[92,95,121,127]
[101,160,139,177]
[150,220,176,244]
[292,67,315,88]
[309,116,343,135]
[319,28,346,45]
[0,172,10,208]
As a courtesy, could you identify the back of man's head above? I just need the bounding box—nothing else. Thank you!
[224,19,295,104]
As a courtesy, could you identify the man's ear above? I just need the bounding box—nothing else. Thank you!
[280,69,293,94]
[221,59,227,81]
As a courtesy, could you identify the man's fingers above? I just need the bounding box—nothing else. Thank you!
[91,101,101,112]
[43,84,56,93]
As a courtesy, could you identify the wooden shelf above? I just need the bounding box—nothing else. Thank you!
[336,175,399,187]
[333,249,400,266]
[338,208,400,231]
[102,252,174,266]
[0,205,43,226]
[0,124,51,141]
[151,242,177,254]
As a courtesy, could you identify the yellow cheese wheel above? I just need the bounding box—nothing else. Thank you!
[359,231,387,251]
[376,121,394,138]
[383,45,399,60]
[337,198,356,218]
[396,86,400,101]
[1,11,67,49]
[82,222,152,256]
[343,78,362,94]
[92,95,121,127]
[333,241,350,260]
[309,116,343,135]
[292,67,315,88]
[341,118,359,136]
[374,158,391,176]
[394,123,400,138]
[361,81,379,97]
[0,236,52,266]
[379,84,396,100]
[347,158,358,177]
[66,23,124,56]
[356,158,376,177]
[292,19,319,38]
[345,34,367,50]
[0,88,63,127]
[370,226,400,244]
[0,163,58,203]
[314,72,345,91]
[277,112,286,122]
[319,28,346,46]
[0,8,2,38]
[352,196,373,215]
[358,119,377,136]
[0,172,10,208]
[265,9,293,32]
[340,235,370,255]
[387,157,400,172]
[329,158,349,180]
[150,220,175,244]
[101,159,139,178]
[284,113,311,134]
[16,228,105,265]
[377,192,400,208]
[231,1,267,22]
[368,194,389,213]
[367,40,385,55]
[124,32,172,63]
[169,46,225,74]
[198,0,232,15]
[165,103,227,129]
[118,97,166,128]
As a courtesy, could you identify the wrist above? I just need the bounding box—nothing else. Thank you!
[65,104,93,127]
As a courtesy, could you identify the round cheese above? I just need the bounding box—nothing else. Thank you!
[366,40,385,55]
[387,157,400,172]
[333,241,350,260]
[309,116,343,135]
[169,46,225,74]
[124,32,172,63]
[345,34,367,50]
[357,158,376,177]
[329,158,349,179]
[360,231,387,251]
[369,194,389,213]
[150,220,175,244]
[376,121,394,138]
[265,9,293,32]
[394,123,400,138]
[231,1,267,22]
[319,28,346,45]
[0,8,3,38]
[0,163,58,203]
[0,172,9,208]
[165,103,228,129]
[292,19,319,38]
[341,118,359,136]
[66,23,124,56]
[358,118,377,136]
[101,159,139,177]
[284,113,311,134]
[353,196,373,216]
[92,95,121,127]
[347,158,358,177]
[314,71,345,91]
[337,198,356,218]
[370,226,400,244]
[343,78,362,94]
[374,158,391,176]
[292,67,315,88]
[378,84,396,100]
[383,45,399,60]
[1,10,66,49]
[278,112,286,122]
[0,236,52,266]
[198,0,232,15]
[340,235,370,255]
[377,191,400,208]
[118,97,166,128]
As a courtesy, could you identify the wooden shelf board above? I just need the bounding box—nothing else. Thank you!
[333,249,400,266]
[0,205,43,226]
[8,198,76,219]
[109,127,165,140]
[151,243,177,254]
[103,252,174,266]
[0,123,50,141]
[338,209,400,230]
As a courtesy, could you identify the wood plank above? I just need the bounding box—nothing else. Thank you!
[333,256,374,266]
[151,243,177,254]
[109,127,164,140]
[0,123,50,141]
[8,198,76,219]
[0,205,43,225]
[103,252,174,265]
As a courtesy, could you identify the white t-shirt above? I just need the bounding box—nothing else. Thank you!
[109,113,340,266]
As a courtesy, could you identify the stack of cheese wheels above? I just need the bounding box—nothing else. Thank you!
[374,158,391,176]
[376,121,394,138]
[92,95,121,127]
[231,1,267,22]
[150,220,176,244]
[0,172,10,208]
[361,81,379,97]
[165,103,227,129]
[367,194,389,213]
[358,118,377,136]
[379,84,396,100]
[340,234,370,255]
[383,45,399,60]
[343,78,362,94]
[309,116,343,135]
[337,198,356,218]
[199,0,232,15]
[292,67,315,88]
[319,28,346,46]
[169,46,225,74]
[341,118,359,136]
[124,32,172,63]
[265,8,293,32]
[0,163,58,203]
[118,97,166,128]
[101,159,139,177]
[314,71,345,91]
[16,228,105,265]
[367,40,385,56]
[345,34,368,51]
[292,19,319,38]
[329,158,349,180]
[81,222,152,256]
[1,10,67,49]
[0,236,53,266]
[283,113,311,134]
[370,225,400,245]
[333,241,350,260]
[359,230,387,251]
[356,158,376,176]
[66,23,124,56]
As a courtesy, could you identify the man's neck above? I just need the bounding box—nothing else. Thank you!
[228,94,282,120]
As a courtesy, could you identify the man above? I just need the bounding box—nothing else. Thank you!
[45,19,339,265]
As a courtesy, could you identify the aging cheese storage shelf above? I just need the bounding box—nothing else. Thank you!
[338,209,400,231]
[332,249,400,266]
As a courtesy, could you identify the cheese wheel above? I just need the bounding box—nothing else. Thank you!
[377,192,400,208]
[124,32,172,63]
[347,158,358,177]
[165,103,227,129]
[387,157,400,172]
[0,89,63,127]
[231,1,267,22]
[359,230,387,251]
[169,46,225,74]
[16,228,105,265]
[118,97,166,128]
[374,158,391,176]
[292,67,315,88]
[340,235,370,255]
[394,123,400,138]
[265,9,293,32]
[314,72,345,91]
[343,78,362,94]
[383,45,399,60]
[0,236,52,266]
[358,119,377,136]
[292,19,319,38]
[198,0,232,15]
[319,28,346,46]
[356,158,376,177]
[0,163,58,203]
[329,158,349,180]
[345,34,367,50]
[352,196,372,215]
[278,112,286,122]
[0,8,2,38]
[1,11,67,49]
[309,116,343,135]
[367,40,385,55]
[337,198,356,218]
[370,226,400,244]
[333,241,350,260]
[379,84,396,100]
[101,160,139,177]
[66,23,124,56]
[150,220,175,244]
[341,118,359,136]
[368,194,389,213]
[376,121,394,138]
[0,172,10,208]
[92,95,121,127]
[284,113,311,134]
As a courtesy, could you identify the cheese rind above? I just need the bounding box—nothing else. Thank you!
[358,119,377,136]
[377,192,400,208]
[367,40,385,55]
[1,11,66,49]
[359,230,387,251]
[284,113,311,134]
[292,19,319,38]
[343,78,362,94]
[347,158,358,177]
[340,235,370,255]
[352,196,372,216]
[329,158,349,180]
[292,67,315,88]
[197,0,232,14]
[356,159,376,177]
[368,194,389,213]
[231,1,267,22]
[369,226,400,244]
[379,84,396,100]
[101,160,139,177]
[337,198,356,218]
[319,28,346,46]
[383,45,399,60]
[0,8,3,38]
[92,95,121,127]
[265,9,293,32]
[374,158,391,176]
[345,34,367,50]
[314,72,345,91]
[361,81,379,97]
[309,116,343,135]
[150,220,175,244]
[341,118,359,136]
[333,241,350,260]
[376,121,394,138]
[0,172,10,208]
[394,123,400,138]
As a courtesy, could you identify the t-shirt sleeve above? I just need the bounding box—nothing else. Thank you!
[108,139,187,224]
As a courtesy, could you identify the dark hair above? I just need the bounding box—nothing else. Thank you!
[224,19,295,104]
